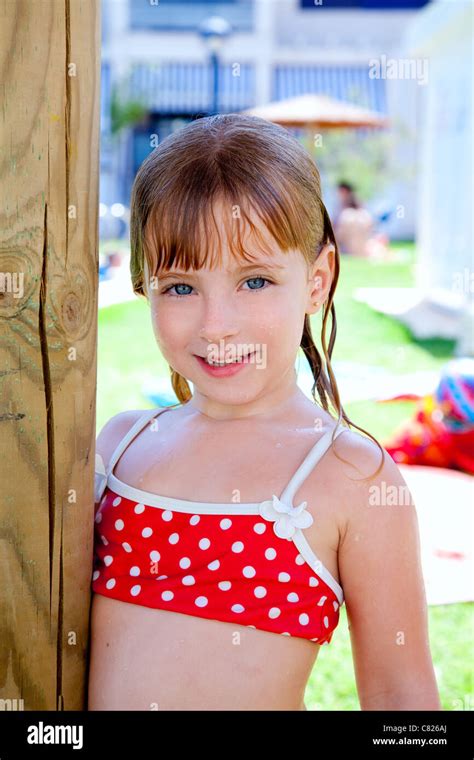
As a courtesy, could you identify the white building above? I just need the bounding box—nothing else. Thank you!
[100,0,432,240]
[404,0,473,351]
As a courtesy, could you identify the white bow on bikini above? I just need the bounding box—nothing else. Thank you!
[259,494,314,539]
[94,453,108,504]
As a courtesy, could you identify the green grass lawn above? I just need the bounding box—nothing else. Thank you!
[305,603,473,711]
[97,242,472,710]
[332,243,456,443]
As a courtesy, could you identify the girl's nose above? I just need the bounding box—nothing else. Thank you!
[199,322,240,345]
[198,297,239,345]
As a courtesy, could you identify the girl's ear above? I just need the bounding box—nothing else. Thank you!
[306,243,335,315]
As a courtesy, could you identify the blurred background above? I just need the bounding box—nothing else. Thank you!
[96,0,473,711]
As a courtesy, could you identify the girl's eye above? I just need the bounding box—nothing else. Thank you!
[163,276,272,298]
[163,283,193,298]
[242,276,271,291]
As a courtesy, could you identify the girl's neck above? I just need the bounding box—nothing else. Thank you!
[184,378,310,423]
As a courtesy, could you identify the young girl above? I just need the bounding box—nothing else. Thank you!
[87,114,440,711]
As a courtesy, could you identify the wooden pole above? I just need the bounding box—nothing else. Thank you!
[0,0,100,710]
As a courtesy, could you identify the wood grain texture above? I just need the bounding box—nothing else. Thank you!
[0,0,100,710]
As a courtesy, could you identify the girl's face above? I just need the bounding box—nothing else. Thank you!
[147,202,334,420]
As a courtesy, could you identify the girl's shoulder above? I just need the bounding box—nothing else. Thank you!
[319,423,410,522]
[304,408,387,481]
[95,408,158,474]
[327,424,387,475]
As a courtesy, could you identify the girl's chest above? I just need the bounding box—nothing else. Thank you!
[114,430,339,596]
[113,431,344,591]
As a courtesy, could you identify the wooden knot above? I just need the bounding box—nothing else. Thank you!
[62,292,81,332]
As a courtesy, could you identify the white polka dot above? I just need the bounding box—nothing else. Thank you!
[100,535,108,545]
[130,585,141,596]
[195,596,208,607]
[317,596,327,606]
[182,575,195,586]
[268,607,281,619]
[218,581,231,591]
[142,527,153,538]
[122,542,132,553]
[112,497,122,507]
[309,576,319,587]
[278,572,291,582]
[295,554,305,565]
[231,604,245,613]
[179,556,191,569]
[333,601,339,611]
[220,518,232,530]
[162,510,173,522]
[253,522,266,534]
[150,550,160,562]
[157,575,168,580]
[323,616,329,628]
[287,592,299,603]
[281,632,291,637]
[199,537,210,550]
[243,566,256,578]
[105,578,116,589]
[114,519,124,531]
[104,555,113,567]
[232,541,244,553]
[208,559,220,571]
[190,515,200,525]
[92,570,100,581]
[130,566,140,576]
[169,532,179,544]
[299,613,309,625]
[254,586,267,598]
[162,590,174,601]
[134,503,145,514]
[265,547,277,560]
[95,512,102,523]
[310,637,319,642]
[247,625,256,629]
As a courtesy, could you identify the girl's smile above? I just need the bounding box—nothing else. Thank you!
[194,350,256,377]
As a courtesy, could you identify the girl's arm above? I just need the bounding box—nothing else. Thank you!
[335,433,442,711]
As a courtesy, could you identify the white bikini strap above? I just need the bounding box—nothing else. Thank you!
[279,422,348,506]
[107,406,172,476]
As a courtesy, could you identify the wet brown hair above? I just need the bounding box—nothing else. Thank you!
[130,113,385,479]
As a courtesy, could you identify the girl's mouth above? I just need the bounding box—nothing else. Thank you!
[194,352,255,377]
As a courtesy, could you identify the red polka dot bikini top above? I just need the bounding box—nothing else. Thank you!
[92,406,347,645]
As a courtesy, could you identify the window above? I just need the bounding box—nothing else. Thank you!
[129,0,252,32]
[300,0,431,8]
[152,0,237,4]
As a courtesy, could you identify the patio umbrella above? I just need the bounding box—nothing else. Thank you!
[242,93,389,129]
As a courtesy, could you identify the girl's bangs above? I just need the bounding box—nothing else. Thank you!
[143,187,306,279]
